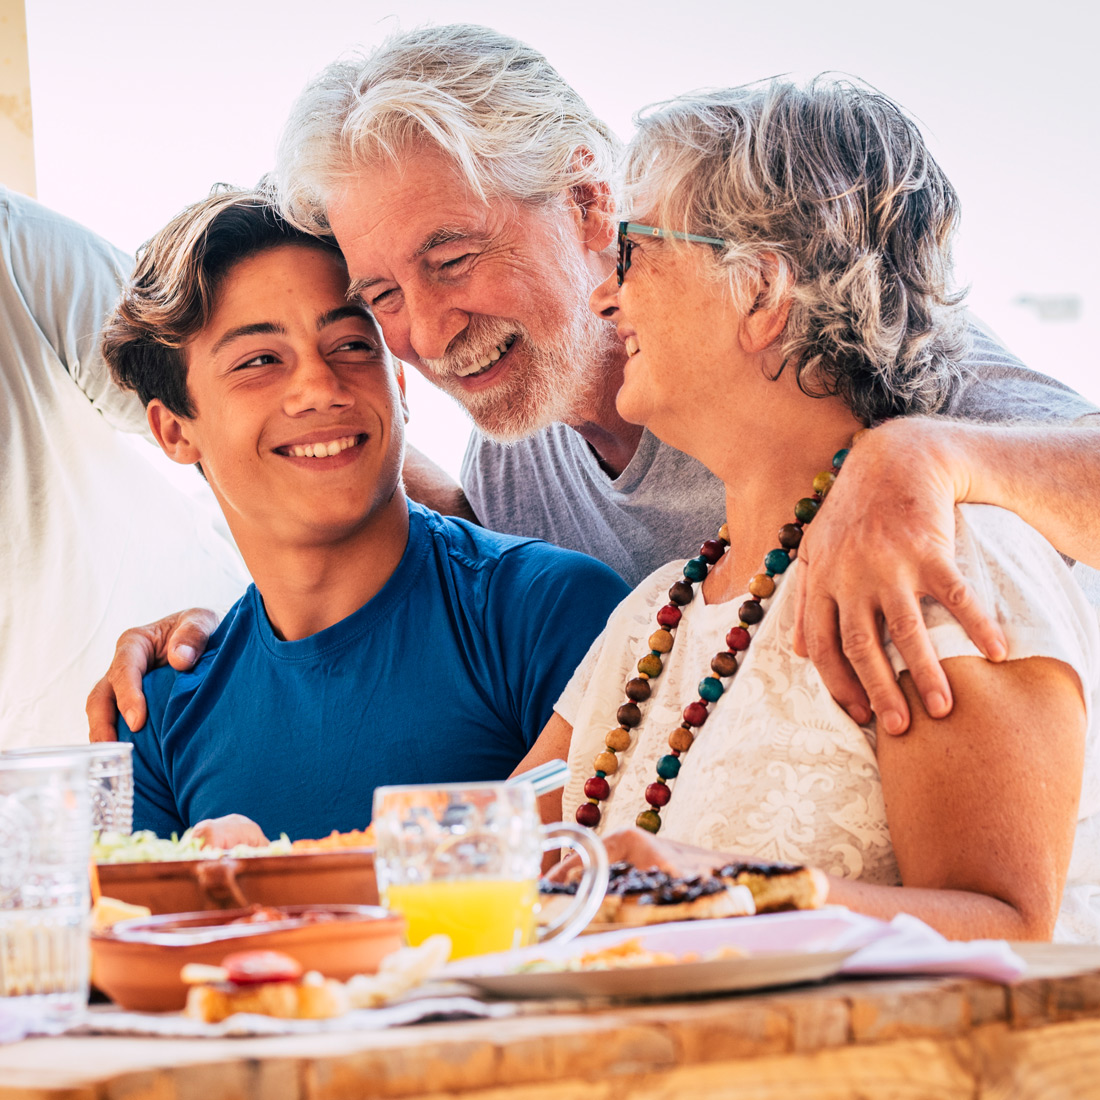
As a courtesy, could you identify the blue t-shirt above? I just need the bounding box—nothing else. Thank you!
[120,503,629,840]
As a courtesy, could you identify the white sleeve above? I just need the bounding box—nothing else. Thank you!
[1,188,143,434]
[885,503,1100,812]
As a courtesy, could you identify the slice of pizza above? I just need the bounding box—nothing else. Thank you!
[712,859,828,913]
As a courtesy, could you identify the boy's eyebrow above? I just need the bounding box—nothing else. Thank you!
[210,322,285,354]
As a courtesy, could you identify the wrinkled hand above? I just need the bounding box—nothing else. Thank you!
[792,420,1007,734]
[86,608,219,742]
[545,826,732,884]
[191,814,269,850]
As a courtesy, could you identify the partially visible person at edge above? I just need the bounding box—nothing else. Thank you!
[99,189,627,842]
[530,77,1099,943]
[0,186,248,750]
[87,24,1100,746]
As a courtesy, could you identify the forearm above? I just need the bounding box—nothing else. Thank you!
[887,416,1100,567]
[401,444,479,523]
[824,877,1049,941]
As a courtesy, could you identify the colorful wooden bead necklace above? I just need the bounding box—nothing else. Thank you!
[576,445,853,835]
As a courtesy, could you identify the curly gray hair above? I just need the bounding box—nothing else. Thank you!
[274,23,620,234]
[621,77,969,422]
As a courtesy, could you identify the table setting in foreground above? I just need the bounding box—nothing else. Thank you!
[4,769,1100,1098]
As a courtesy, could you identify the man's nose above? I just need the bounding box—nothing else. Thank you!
[405,286,470,361]
[589,270,620,319]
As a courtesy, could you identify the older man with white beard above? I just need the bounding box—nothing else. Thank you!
[90,23,1100,743]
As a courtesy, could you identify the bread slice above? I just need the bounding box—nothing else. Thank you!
[615,883,755,926]
[183,975,349,1023]
[713,860,827,912]
[540,860,758,928]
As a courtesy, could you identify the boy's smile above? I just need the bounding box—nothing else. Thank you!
[148,242,408,558]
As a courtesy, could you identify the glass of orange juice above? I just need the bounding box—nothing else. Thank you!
[372,781,608,959]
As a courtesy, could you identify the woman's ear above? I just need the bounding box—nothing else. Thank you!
[148,400,202,465]
[740,254,792,353]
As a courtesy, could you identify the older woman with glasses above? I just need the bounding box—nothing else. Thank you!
[524,77,1100,942]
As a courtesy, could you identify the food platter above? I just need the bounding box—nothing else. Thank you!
[91,903,403,1012]
[444,909,885,1001]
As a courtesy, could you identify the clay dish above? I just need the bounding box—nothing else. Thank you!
[96,849,378,915]
[91,903,404,1012]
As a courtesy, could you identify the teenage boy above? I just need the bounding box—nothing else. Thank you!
[102,190,628,841]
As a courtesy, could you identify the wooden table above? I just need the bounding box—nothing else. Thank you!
[3,944,1100,1100]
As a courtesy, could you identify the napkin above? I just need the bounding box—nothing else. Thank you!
[839,912,1026,983]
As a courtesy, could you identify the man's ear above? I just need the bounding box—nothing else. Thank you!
[740,255,793,354]
[147,399,202,465]
[564,150,616,254]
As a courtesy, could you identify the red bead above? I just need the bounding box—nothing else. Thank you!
[645,782,672,808]
[726,626,751,651]
[584,776,610,801]
[699,539,725,564]
[683,701,709,727]
[576,802,601,828]
[656,604,682,628]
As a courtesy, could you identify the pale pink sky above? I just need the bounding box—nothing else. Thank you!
[27,0,1098,477]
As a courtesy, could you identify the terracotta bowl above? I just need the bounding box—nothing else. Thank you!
[91,903,404,1012]
[96,849,379,915]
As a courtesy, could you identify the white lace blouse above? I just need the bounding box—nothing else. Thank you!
[559,504,1100,943]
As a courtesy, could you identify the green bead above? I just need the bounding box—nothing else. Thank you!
[698,676,724,702]
[682,557,708,583]
[638,653,663,678]
[636,809,662,833]
[794,497,820,524]
[656,754,681,779]
[833,448,849,468]
[764,548,791,574]
[595,771,606,778]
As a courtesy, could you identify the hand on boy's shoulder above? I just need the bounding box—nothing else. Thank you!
[87,607,223,742]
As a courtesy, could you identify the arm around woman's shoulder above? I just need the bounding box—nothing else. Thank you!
[830,504,1097,939]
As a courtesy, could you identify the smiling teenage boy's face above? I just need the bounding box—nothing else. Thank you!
[149,242,407,551]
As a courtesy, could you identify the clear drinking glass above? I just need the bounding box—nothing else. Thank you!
[5,743,134,836]
[0,752,92,1032]
[373,780,608,960]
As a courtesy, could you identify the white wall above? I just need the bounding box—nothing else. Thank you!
[27,0,1099,478]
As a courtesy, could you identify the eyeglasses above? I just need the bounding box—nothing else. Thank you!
[616,222,729,286]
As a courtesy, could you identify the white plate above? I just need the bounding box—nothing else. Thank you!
[454,946,857,1001]
[445,909,890,1001]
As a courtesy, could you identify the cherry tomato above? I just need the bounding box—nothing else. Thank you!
[221,950,303,985]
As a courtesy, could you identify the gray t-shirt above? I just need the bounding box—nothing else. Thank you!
[462,319,1099,588]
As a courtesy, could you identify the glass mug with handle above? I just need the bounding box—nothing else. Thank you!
[372,780,608,959]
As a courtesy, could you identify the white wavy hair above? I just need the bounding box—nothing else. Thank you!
[273,23,621,232]
[620,77,969,422]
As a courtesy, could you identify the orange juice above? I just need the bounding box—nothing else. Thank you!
[385,878,539,959]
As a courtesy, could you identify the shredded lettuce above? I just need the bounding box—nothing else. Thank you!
[93,828,294,863]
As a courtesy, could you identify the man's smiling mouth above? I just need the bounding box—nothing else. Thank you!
[454,334,516,378]
[276,433,366,459]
